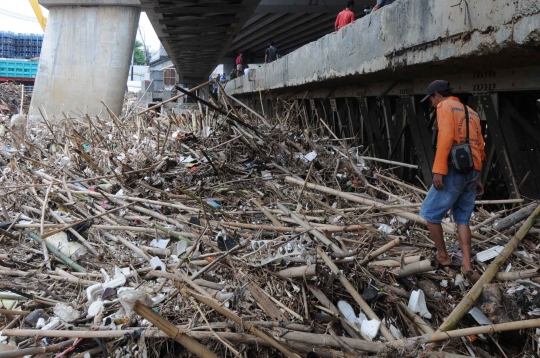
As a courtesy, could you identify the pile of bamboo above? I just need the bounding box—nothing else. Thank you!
[0,82,30,116]
[0,81,539,358]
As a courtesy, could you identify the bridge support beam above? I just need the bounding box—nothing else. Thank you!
[29,0,141,121]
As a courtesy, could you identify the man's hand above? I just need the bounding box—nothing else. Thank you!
[476,178,484,196]
[433,174,445,190]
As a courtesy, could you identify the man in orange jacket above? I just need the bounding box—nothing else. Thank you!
[419,80,485,280]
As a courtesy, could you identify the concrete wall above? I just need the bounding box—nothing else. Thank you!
[29,4,140,121]
[225,0,540,95]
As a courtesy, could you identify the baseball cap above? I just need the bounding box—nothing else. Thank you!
[421,80,453,102]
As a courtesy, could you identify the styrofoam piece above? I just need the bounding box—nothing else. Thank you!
[475,246,504,262]
[377,224,393,234]
[150,256,166,271]
[337,300,357,324]
[304,151,317,162]
[408,290,432,319]
[36,318,45,329]
[150,239,170,249]
[41,317,60,330]
[151,294,166,306]
[53,303,81,322]
[361,319,381,341]
[468,307,492,325]
[454,274,465,286]
[440,280,448,287]
[172,241,188,256]
[87,301,104,318]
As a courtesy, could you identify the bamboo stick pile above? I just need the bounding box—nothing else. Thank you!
[0,84,539,358]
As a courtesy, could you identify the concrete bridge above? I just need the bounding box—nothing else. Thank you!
[29,0,369,120]
[225,0,540,198]
[28,0,540,198]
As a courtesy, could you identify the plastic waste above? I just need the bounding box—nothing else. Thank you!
[377,224,394,234]
[359,316,380,341]
[476,246,504,262]
[150,256,166,271]
[86,267,127,303]
[408,289,432,319]
[150,238,170,249]
[118,289,154,316]
[468,307,493,325]
[53,303,81,322]
[45,232,87,260]
[303,151,317,162]
[337,300,357,324]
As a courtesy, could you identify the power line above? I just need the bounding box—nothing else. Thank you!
[0,8,39,22]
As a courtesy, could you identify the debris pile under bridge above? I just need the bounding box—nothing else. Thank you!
[0,86,540,358]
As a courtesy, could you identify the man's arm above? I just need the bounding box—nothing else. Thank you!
[372,0,383,12]
[265,54,268,63]
[276,53,280,59]
[432,105,455,189]
[335,14,340,30]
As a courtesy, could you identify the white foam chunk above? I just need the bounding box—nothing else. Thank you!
[408,289,432,319]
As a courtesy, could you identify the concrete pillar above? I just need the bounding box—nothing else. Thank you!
[29,0,141,121]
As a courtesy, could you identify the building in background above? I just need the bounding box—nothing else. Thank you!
[0,31,43,59]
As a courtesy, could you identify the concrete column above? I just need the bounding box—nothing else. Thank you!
[29,0,141,121]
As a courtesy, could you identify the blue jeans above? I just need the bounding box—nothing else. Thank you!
[420,166,479,226]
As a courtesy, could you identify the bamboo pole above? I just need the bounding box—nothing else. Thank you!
[438,204,540,332]
[277,202,344,254]
[181,288,301,358]
[153,224,194,244]
[495,268,540,281]
[133,301,218,358]
[368,255,422,267]
[285,177,484,239]
[219,221,369,233]
[397,302,435,334]
[0,339,76,358]
[0,268,96,286]
[393,260,434,278]
[317,247,396,342]
[27,232,86,273]
[396,318,540,344]
[358,238,402,266]
[251,198,282,226]
[276,265,316,279]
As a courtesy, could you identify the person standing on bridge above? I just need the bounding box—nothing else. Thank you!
[372,0,396,12]
[265,41,280,64]
[419,80,485,282]
[236,53,243,77]
[335,1,355,31]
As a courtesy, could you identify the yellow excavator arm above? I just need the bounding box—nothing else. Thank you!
[29,0,47,32]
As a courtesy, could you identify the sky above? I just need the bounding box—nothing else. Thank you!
[0,0,162,53]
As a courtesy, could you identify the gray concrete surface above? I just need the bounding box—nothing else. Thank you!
[225,0,540,96]
[29,3,140,121]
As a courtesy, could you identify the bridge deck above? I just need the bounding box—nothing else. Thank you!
[225,0,540,96]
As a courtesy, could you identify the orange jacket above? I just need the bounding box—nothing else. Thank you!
[433,96,486,175]
[335,9,355,30]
